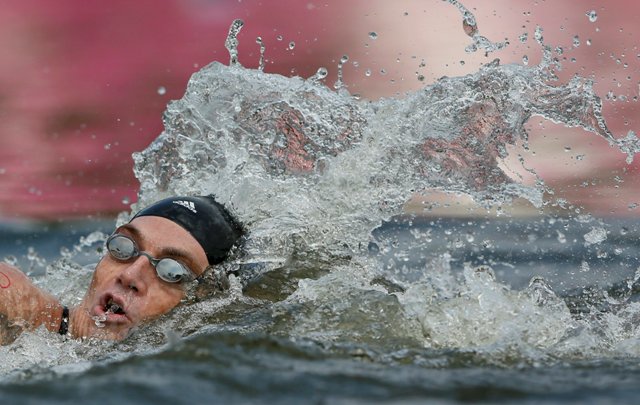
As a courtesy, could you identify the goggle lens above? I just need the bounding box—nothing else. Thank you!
[106,234,194,283]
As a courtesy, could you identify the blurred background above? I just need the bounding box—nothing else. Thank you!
[0,0,638,221]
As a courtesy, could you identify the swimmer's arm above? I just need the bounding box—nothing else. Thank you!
[0,263,63,345]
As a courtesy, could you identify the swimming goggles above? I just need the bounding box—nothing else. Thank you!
[106,233,196,283]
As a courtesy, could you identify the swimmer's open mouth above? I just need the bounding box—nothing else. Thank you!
[105,298,125,315]
[100,294,127,317]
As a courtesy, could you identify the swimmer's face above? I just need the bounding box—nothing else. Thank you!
[74,216,208,340]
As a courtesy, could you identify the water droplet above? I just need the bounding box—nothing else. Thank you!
[157,86,166,95]
[417,74,425,82]
[340,55,349,64]
[462,18,477,37]
[104,143,112,150]
[276,35,283,41]
[365,69,372,77]
[586,10,597,22]
[288,41,295,50]
[573,35,580,48]
[122,196,131,205]
[311,67,328,81]
[459,60,465,65]
[368,32,378,40]
[586,38,592,46]
[380,68,387,75]
[519,32,528,43]
[522,55,529,65]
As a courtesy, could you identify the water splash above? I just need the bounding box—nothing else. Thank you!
[225,19,245,66]
[443,0,508,54]
[334,54,349,90]
[132,40,626,280]
[255,36,266,71]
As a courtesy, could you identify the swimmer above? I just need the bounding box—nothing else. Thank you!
[0,196,244,344]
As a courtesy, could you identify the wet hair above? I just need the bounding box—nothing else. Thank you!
[131,196,244,265]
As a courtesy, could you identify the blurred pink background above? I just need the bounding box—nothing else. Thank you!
[0,0,638,220]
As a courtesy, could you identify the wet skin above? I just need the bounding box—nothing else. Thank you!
[70,216,208,340]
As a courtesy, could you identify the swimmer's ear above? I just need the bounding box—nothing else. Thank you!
[192,265,230,300]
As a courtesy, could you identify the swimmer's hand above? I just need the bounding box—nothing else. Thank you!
[0,263,63,345]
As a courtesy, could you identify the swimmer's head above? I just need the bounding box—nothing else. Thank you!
[73,195,244,341]
[131,196,244,265]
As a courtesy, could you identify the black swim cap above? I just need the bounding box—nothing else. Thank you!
[131,196,243,265]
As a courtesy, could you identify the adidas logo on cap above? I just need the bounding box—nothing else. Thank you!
[173,200,197,214]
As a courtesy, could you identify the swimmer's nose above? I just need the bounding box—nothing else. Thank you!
[117,256,150,294]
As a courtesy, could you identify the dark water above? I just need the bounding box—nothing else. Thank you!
[1,216,640,404]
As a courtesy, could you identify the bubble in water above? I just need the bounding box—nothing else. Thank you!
[584,227,607,246]
[368,32,378,40]
[586,10,598,22]
[92,314,107,328]
[580,261,590,273]
[157,86,166,95]
[519,33,528,43]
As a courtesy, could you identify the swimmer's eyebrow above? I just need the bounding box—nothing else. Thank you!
[115,223,194,265]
